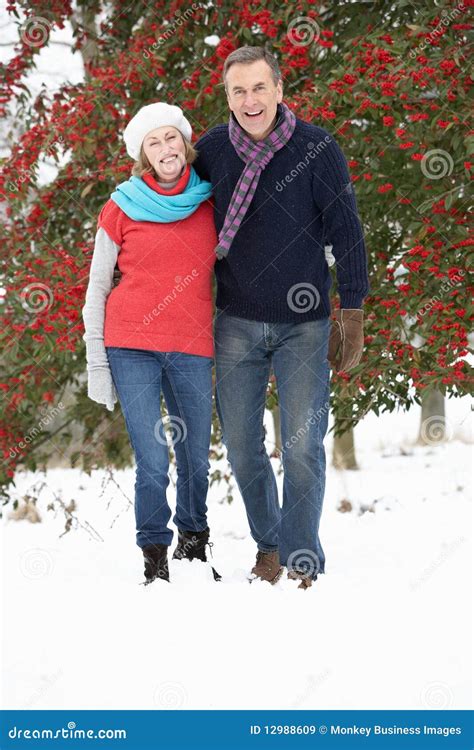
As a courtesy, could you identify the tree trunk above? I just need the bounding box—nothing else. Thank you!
[272,405,282,453]
[71,8,99,71]
[332,425,359,470]
[418,389,446,445]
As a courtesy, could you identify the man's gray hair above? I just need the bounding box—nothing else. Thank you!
[223,46,282,90]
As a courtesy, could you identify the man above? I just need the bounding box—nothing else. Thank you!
[193,46,369,589]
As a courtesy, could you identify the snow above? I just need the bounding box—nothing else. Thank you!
[2,397,472,711]
[1,5,472,714]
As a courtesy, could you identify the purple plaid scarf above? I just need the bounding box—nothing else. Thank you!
[215,102,296,260]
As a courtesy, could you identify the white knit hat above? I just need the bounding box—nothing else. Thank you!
[123,103,193,160]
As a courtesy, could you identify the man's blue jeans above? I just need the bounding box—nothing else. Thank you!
[214,311,331,579]
[106,347,213,549]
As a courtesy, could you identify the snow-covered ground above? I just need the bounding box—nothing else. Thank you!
[1,398,472,711]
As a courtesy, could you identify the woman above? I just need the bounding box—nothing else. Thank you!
[82,103,219,585]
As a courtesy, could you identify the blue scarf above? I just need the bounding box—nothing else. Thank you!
[110,166,212,222]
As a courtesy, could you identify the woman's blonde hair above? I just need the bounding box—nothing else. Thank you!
[132,131,197,178]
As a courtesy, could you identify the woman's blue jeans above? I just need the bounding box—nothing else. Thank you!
[106,347,213,549]
[214,311,331,579]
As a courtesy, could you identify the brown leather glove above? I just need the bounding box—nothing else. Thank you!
[328,308,364,373]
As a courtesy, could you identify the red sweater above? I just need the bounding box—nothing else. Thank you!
[97,165,217,358]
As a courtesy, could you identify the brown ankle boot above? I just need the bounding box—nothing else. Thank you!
[287,569,313,590]
[250,550,283,585]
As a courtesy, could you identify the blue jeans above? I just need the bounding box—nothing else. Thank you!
[214,311,331,579]
[106,347,213,549]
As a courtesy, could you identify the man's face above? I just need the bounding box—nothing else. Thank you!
[225,60,283,142]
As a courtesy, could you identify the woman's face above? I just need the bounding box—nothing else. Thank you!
[142,125,186,182]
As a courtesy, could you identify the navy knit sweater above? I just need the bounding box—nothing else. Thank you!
[194,105,370,323]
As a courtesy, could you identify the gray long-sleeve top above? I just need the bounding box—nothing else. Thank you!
[82,227,120,396]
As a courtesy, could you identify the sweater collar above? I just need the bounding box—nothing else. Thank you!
[142,163,191,195]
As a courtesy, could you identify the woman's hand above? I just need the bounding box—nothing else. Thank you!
[87,367,117,411]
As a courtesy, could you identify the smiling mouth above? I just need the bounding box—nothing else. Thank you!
[244,110,264,119]
[160,155,179,164]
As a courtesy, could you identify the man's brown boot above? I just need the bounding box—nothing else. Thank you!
[250,550,283,585]
[287,570,313,590]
